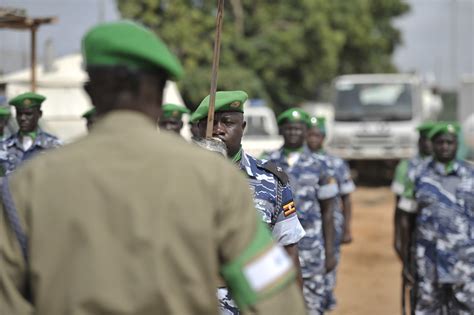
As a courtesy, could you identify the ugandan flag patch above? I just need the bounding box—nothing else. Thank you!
[283,201,296,217]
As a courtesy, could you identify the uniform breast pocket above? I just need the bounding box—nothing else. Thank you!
[457,178,474,215]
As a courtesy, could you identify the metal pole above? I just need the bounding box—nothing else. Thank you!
[450,0,457,88]
[206,0,225,138]
[30,25,37,92]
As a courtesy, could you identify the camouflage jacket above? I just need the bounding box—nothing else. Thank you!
[404,159,474,283]
[265,147,338,277]
[0,129,61,175]
[239,151,305,246]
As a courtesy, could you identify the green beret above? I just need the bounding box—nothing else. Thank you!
[428,122,461,139]
[309,116,327,134]
[277,108,311,126]
[162,103,190,119]
[190,91,248,123]
[9,92,46,109]
[82,108,96,119]
[0,106,11,116]
[82,21,184,81]
[416,121,436,135]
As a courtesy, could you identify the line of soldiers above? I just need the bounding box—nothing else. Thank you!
[391,122,474,314]
[0,93,61,176]
[157,91,355,314]
[0,20,356,315]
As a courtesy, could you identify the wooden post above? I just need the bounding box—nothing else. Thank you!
[205,0,225,138]
[30,25,37,92]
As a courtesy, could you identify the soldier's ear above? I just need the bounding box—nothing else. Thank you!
[38,109,43,118]
[242,120,246,131]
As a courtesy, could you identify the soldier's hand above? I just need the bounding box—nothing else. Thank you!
[342,229,353,244]
[325,254,337,272]
[394,239,402,261]
[191,137,227,157]
[402,266,415,285]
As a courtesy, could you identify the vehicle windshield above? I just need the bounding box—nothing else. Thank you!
[334,82,413,121]
[244,115,270,136]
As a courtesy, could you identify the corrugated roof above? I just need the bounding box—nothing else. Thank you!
[0,7,56,29]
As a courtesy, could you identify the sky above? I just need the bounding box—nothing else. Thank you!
[1,0,473,90]
[393,0,474,89]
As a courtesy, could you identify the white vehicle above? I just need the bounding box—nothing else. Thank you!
[327,74,443,179]
[241,101,282,158]
[459,75,474,161]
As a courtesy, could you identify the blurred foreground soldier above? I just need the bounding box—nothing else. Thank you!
[82,107,97,131]
[307,116,355,312]
[191,91,306,315]
[158,103,190,134]
[399,122,474,314]
[0,21,306,315]
[266,108,338,315]
[1,92,61,174]
[391,122,434,261]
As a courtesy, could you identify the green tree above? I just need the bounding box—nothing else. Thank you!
[116,0,409,112]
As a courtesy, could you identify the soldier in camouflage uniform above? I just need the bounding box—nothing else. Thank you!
[191,91,306,315]
[0,92,61,174]
[306,116,356,311]
[0,106,12,176]
[0,105,11,140]
[266,108,338,315]
[391,122,434,261]
[158,103,190,135]
[399,122,474,314]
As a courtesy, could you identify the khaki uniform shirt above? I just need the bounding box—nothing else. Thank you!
[0,111,305,315]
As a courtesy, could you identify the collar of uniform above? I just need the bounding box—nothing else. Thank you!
[91,110,156,134]
[432,159,461,176]
[231,146,243,164]
[239,150,257,177]
[283,146,304,156]
[10,129,47,149]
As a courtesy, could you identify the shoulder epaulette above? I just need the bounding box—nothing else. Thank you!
[260,161,289,185]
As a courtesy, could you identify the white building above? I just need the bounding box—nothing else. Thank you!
[0,53,185,142]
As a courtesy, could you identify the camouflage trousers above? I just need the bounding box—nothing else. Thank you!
[303,273,326,315]
[324,207,344,311]
[216,288,240,315]
[415,280,474,315]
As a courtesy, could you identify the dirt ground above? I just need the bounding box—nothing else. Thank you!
[332,187,403,315]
